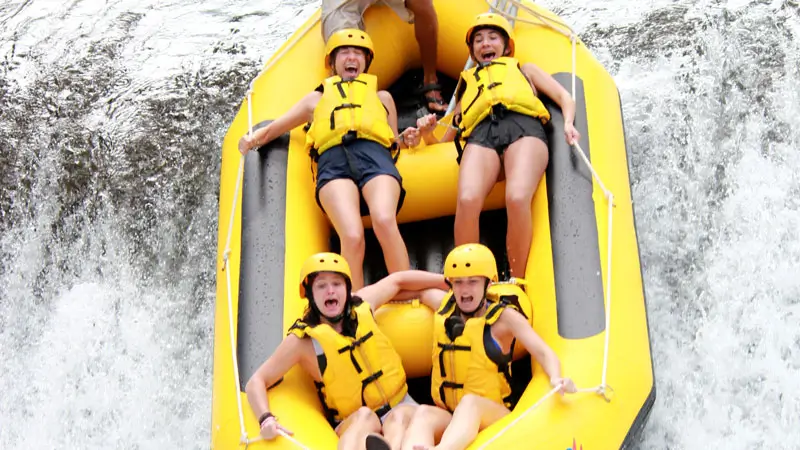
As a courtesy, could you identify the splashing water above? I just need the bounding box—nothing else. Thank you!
[537,1,800,447]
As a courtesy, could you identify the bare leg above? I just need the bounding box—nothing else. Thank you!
[434,395,510,450]
[361,174,410,274]
[502,137,549,278]
[401,405,452,450]
[338,407,383,450]
[319,179,366,289]
[454,143,501,246]
[404,0,445,111]
[381,404,417,449]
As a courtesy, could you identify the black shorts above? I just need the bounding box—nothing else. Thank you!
[460,110,549,163]
[315,139,406,217]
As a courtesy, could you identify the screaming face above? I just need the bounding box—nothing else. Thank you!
[451,276,488,315]
[310,272,348,319]
[470,28,508,64]
[333,46,367,79]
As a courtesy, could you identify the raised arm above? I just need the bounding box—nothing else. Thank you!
[355,270,448,311]
[418,287,449,311]
[239,91,320,154]
[500,308,576,394]
[521,62,580,145]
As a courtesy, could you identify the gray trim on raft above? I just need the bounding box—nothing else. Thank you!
[616,87,657,448]
[544,73,606,339]
[237,120,290,388]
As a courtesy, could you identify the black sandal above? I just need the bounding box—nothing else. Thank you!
[365,433,392,450]
[419,83,447,115]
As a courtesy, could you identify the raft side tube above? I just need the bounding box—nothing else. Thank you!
[237,120,290,387]
[544,74,606,340]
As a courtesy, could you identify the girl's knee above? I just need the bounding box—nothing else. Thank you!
[382,406,411,430]
[338,227,365,252]
[410,405,440,425]
[353,406,381,429]
[370,210,399,236]
[505,189,533,213]
[456,191,484,214]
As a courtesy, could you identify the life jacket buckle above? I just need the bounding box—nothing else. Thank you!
[444,316,465,341]
[342,130,358,144]
[490,103,508,122]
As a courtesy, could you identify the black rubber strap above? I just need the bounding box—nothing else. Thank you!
[258,412,275,427]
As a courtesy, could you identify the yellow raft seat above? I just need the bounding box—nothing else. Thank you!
[212,0,655,448]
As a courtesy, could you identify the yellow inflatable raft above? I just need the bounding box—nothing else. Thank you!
[212,1,655,448]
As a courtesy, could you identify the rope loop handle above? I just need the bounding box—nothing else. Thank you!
[597,384,615,403]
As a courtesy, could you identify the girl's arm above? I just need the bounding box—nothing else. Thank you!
[244,334,305,418]
[379,90,421,149]
[356,270,449,311]
[416,105,460,146]
[521,62,581,145]
[499,308,577,394]
[238,91,320,154]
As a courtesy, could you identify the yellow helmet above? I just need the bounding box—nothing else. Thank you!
[465,13,516,57]
[443,244,498,282]
[325,28,375,71]
[299,252,352,298]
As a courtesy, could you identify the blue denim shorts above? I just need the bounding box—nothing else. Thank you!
[315,138,406,217]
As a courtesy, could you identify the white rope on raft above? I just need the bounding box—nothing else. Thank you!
[476,1,619,443]
[242,431,312,450]
[223,13,322,450]
[500,0,617,394]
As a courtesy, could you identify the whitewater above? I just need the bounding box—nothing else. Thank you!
[1,1,798,449]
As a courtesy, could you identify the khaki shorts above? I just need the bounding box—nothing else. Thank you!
[322,0,414,41]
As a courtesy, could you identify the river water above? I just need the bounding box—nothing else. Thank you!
[1,0,798,448]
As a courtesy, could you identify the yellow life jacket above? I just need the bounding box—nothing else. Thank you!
[288,301,408,423]
[457,56,551,138]
[305,73,396,156]
[430,295,518,412]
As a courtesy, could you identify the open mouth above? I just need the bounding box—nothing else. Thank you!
[480,51,497,60]
[324,298,339,308]
[343,63,359,77]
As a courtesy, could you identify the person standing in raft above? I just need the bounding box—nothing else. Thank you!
[416,13,581,281]
[239,29,422,290]
[393,244,576,450]
[321,0,447,114]
[245,252,449,450]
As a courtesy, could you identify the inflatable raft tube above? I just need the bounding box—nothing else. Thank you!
[212,1,655,448]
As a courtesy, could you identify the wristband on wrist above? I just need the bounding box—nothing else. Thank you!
[258,412,275,427]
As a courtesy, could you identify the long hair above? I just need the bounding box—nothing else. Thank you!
[301,273,363,338]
